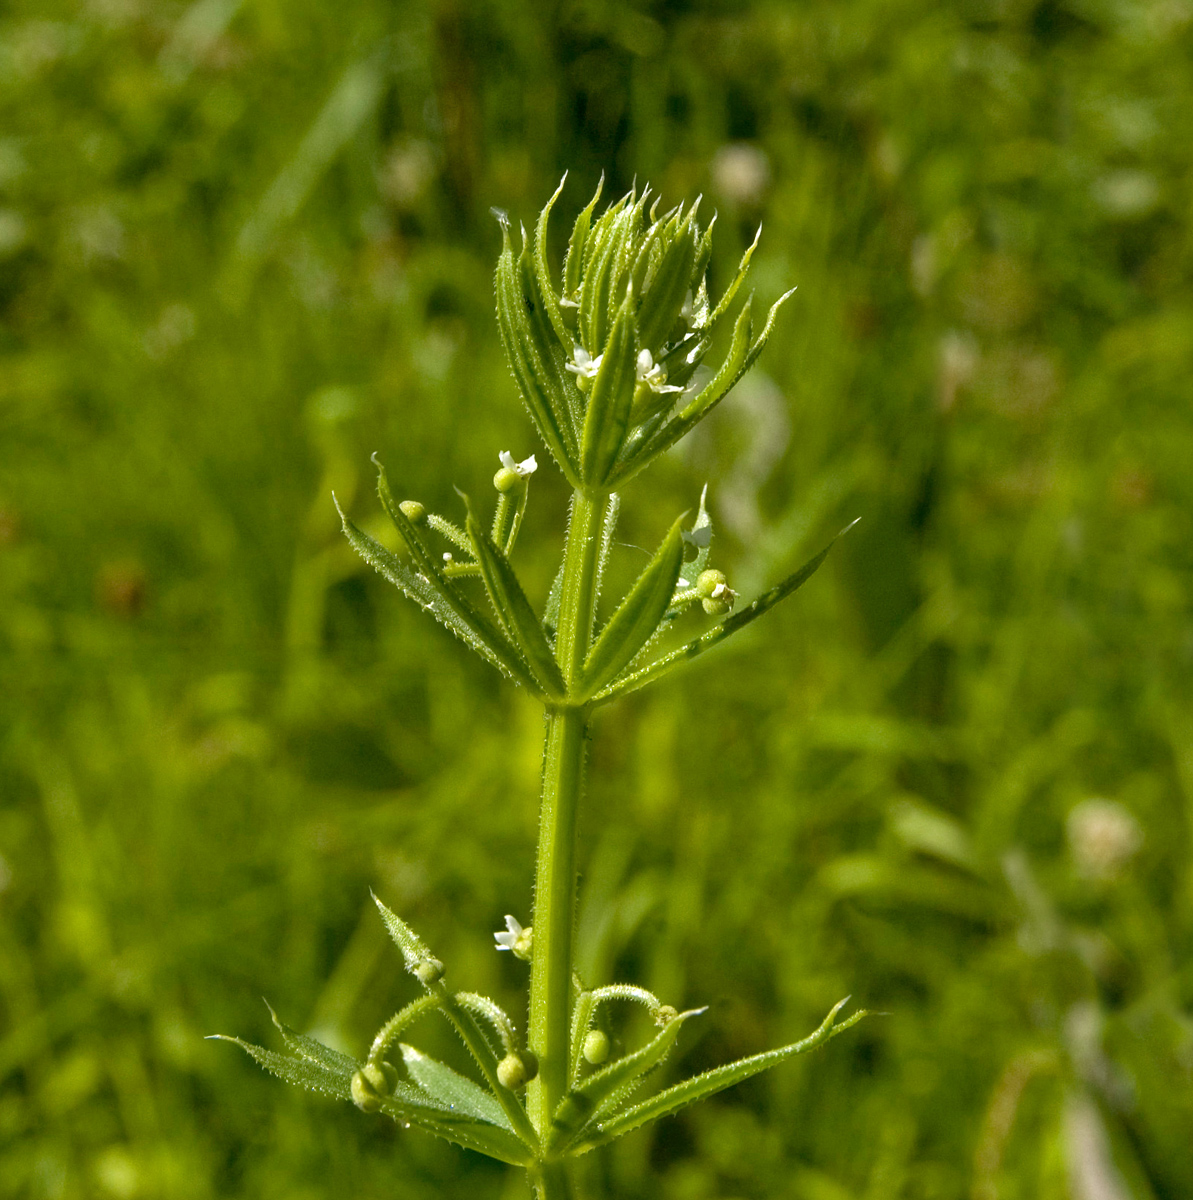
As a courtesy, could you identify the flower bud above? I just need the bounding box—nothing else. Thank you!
[399,500,427,525]
[351,1061,397,1112]
[654,1005,679,1027]
[582,1029,610,1065]
[496,1051,537,1090]
[413,956,444,986]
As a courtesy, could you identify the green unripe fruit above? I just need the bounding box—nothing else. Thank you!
[582,1029,610,1065]
[695,569,727,598]
[496,1051,537,1090]
[654,1004,679,1027]
[399,500,427,525]
[413,956,444,985]
[351,1061,397,1112]
[493,467,521,492]
[696,568,735,615]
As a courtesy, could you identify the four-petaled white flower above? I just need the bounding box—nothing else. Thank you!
[494,914,533,960]
[635,349,682,394]
[498,451,537,477]
[565,345,602,384]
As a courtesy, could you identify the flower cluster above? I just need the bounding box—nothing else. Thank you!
[495,176,793,490]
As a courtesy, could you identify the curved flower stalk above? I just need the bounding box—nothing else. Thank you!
[218,178,862,1199]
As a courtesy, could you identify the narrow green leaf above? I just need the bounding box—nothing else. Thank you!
[372,893,438,976]
[400,1043,514,1130]
[706,223,761,330]
[690,212,716,296]
[534,174,571,347]
[339,505,526,682]
[547,1008,705,1152]
[593,492,620,612]
[211,1028,531,1164]
[580,197,634,352]
[593,522,855,704]
[494,221,578,479]
[580,289,638,485]
[578,514,686,698]
[563,175,603,298]
[364,466,545,695]
[637,213,697,351]
[572,1000,866,1153]
[210,1037,353,1100]
[464,502,567,699]
[264,1002,359,1077]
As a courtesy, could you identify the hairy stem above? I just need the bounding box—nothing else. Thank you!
[528,491,602,1136]
[530,1160,573,1200]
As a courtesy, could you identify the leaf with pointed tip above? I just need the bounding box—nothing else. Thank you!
[547,1008,705,1152]
[399,1043,513,1130]
[264,1002,359,1077]
[495,223,578,478]
[580,198,634,352]
[464,501,567,699]
[593,522,855,704]
[578,515,686,698]
[338,501,538,694]
[564,175,603,298]
[706,224,762,330]
[691,213,716,295]
[212,1036,354,1100]
[372,892,439,976]
[571,1000,866,1153]
[581,290,638,485]
[637,211,698,351]
[534,174,570,346]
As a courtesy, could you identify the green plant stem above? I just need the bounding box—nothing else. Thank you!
[530,1160,573,1200]
[528,491,602,1138]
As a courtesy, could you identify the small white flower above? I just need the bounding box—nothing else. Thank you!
[498,450,537,477]
[443,552,453,562]
[635,348,682,394]
[565,345,602,382]
[494,914,533,960]
[711,582,726,598]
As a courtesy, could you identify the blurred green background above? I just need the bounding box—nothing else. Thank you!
[2,0,1191,1197]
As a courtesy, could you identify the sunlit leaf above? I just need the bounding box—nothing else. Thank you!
[594,522,855,703]
[570,1000,866,1153]
[399,1043,513,1130]
[578,514,686,698]
[547,1007,705,1152]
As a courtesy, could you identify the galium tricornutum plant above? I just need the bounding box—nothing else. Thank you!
[216,176,863,1198]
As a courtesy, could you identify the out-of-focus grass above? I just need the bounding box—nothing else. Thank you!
[2,2,1191,1197]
